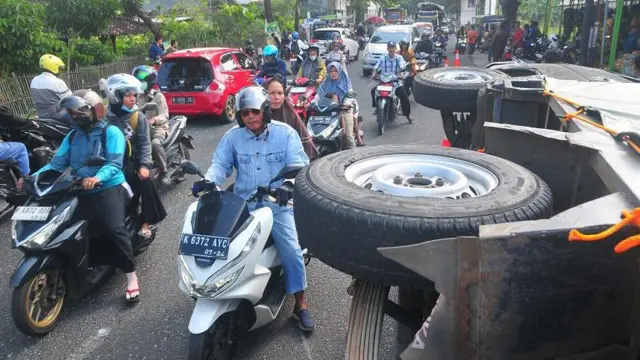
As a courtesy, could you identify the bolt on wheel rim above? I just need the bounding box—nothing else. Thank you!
[344,154,499,199]
[432,69,492,84]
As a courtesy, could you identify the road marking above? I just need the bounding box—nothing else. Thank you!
[300,333,313,360]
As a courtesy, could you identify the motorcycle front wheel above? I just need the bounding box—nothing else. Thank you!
[11,269,66,336]
[376,99,387,136]
[188,314,237,360]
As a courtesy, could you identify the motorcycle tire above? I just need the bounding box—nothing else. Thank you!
[413,67,506,112]
[12,269,66,336]
[294,145,553,286]
[376,100,386,135]
[188,314,237,360]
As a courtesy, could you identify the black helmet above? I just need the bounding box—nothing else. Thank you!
[399,39,409,48]
[234,85,271,127]
[421,32,431,39]
[245,38,253,46]
[58,95,92,116]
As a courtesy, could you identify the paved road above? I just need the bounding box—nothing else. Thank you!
[0,44,486,360]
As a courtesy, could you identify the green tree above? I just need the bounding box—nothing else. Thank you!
[0,0,64,75]
[46,0,121,37]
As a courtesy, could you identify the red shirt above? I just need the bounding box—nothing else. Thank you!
[467,30,478,44]
[513,28,524,48]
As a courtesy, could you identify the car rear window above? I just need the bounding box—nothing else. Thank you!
[157,58,213,92]
[370,31,411,44]
[313,30,341,41]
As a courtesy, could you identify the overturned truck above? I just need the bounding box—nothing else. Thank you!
[294,62,640,360]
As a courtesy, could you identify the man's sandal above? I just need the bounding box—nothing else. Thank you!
[125,288,140,303]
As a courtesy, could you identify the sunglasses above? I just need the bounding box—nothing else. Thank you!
[239,109,261,117]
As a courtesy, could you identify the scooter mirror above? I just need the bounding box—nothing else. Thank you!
[142,102,158,112]
[180,160,204,177]
[270,164,304,184]
[84,156,106,167]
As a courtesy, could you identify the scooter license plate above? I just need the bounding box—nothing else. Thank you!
[308,116,333,124]
[11,206,52,221]
[290,86,307,93]
[290,58,297,62]
[377,85,393,91]
[179,233,230,260]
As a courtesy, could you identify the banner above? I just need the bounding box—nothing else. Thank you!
[265,21,281,46]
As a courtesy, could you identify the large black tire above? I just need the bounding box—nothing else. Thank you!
[345,279,389,360]
[441,111,474,149]
[294,145,553,286]
[413,67,506,112]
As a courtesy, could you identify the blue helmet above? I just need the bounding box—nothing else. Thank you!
[263,44,278,57]
[292,31,300,40]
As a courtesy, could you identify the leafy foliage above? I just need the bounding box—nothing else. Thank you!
[0,0,66,75]
[46,0,121,37]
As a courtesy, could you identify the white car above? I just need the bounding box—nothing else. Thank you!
[311,27,360,61]
[362,25,421,76]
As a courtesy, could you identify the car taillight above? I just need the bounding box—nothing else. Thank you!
[205,80,220,93]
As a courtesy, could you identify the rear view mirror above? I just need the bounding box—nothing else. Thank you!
[84,156,106,167]
[181,160,204,177]
[346,90,357,98]
[270,164,304,184]
[142,102,158,112]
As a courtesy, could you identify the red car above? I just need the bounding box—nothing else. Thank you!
[157,47,257,123]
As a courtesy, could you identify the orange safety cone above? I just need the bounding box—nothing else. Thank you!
[453,50,461,67]
[441,138,451,147]
[443,56,449,67]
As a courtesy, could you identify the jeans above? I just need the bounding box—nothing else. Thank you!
[151,136,167,172]
[488,48,493,62]
[253,203,306,294]
[371,85,411,117]
[0,142,30,176]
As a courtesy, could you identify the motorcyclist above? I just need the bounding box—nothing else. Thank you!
[356,23,366,37]
[195,86,315,332]
[257,45,287,84]
[290,31,307,75]
[434,29,448,47]
[132,65,171,186]
[317,62,361,149]
[30,54,72,125]
[244,39,255,56]
[414,32,434,54]
[326,40,347,69]
[103,74,167,240]
[397,40,416,93]
[26,90,141,302]
[297,45,327,85]
[0,142,30,178]
[370,41,413,124]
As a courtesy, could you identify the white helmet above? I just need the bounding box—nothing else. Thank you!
[101,73,144,105]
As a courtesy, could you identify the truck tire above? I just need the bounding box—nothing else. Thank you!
[294,145,553,286]
[413,67,506,112]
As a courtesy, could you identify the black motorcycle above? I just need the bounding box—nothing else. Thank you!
[140,102,195,185]
[306,91,361,156]
[9,157,156,336]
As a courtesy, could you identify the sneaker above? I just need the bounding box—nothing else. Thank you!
[159,173,172,186]
[407,116,414,124]
[293,309,316,332]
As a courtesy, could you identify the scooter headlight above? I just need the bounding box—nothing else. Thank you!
[180,223,261,298]
[316,119,339,140]
[16,206,71,250]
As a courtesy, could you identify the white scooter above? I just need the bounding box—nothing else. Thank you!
[177,161,309,360]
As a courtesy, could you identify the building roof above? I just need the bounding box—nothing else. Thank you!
[103,16,149,36]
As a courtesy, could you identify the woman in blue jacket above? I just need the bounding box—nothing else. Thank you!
[27,90,142,302]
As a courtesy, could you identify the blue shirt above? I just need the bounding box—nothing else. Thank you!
[257,59,288,82]
[205,122,309,201]
[374,55,407,76]
[34,121,127,192]
[149,43,164,60]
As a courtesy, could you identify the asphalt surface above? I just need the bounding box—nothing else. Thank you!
[0,41,487,360]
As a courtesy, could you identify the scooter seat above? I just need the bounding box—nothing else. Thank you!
[162,116,186,147]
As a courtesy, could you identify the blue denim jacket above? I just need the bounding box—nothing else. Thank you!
[205,122,309,201]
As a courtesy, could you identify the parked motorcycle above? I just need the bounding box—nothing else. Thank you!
[287,77,317,123]
[140,102,195,185]
[177,161,310,360]
[9,156,157,336]
[456,36,467,54]
[374,72,404,135]
[306,91,362,156]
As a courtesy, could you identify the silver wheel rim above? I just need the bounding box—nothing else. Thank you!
[226,97,235,119]
[432,69,492,84]
[344,154,499,199]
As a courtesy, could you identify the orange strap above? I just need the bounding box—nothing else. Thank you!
[543,90,640,154]
[568,208,640,253]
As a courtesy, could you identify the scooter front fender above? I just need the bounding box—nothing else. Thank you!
[10,255,61,288]
[188,298,241,335]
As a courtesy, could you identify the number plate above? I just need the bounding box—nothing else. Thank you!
[173,97,194,105]
[11,206,52,221]
[377,85,393,91]
[179,234,230,260]
[308,116,334,124]
[290,58,297,62]
[290,87,307,93]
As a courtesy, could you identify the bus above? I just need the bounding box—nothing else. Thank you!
[415,2,445,27]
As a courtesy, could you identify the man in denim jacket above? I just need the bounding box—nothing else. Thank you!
[197,86,315,332]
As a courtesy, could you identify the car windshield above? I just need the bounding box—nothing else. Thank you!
[313,31,340,41]
[157,58,213,92]
[370,31,410,44]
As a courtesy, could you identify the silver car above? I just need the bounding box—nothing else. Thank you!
[361,25,421,76]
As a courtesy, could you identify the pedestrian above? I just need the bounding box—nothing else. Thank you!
[466,25,478,57]
[492,22,510,62]
[165,40,178,55]
[486,25,496,62]
[149,35,164,62]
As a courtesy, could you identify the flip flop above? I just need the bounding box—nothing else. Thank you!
[125,288,140,303]
[138,229,152,239]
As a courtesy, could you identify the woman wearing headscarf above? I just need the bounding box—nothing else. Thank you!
[317,62,364,148]
[264,77,319,160]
